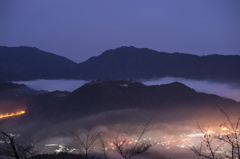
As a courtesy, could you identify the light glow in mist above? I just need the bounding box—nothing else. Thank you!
[0,111,25,119]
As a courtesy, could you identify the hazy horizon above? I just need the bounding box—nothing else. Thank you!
[1,1,239,63]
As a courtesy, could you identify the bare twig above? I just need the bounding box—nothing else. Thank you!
[70,127,100,159]
[0,130,40,159]
[113,120,155,159]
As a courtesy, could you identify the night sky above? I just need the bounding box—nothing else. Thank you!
[1,0,240,63]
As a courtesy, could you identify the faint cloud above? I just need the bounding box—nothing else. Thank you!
[141,77,240,102]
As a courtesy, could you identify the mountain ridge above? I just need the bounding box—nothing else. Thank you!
[20,79,239,125]
[74,46,240,82]
[1,46,240,83]
[0,46,77,80]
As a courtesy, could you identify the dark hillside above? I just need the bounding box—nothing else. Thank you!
[0,79,26,91]
[0,80,45,100]
[1,46,240,82]
[74,46,240,82]
[23,79,239,124]
[0,46,77,80]
[0,67,22,81]
[0,80,69,130]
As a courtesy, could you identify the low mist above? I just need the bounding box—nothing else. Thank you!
[32,108,199,158]
[6,78,240,158]
[13,77,240,101]
[142,77,240,102]
[16,106,240,159]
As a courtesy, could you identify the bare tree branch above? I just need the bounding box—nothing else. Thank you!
[113,120,155,159]
[70,127,100,159]
[189,106,240,159]
[0,130,40,159]
[99,135,108,159]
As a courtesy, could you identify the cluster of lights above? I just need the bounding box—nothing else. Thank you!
[105,127,240,156]
[45,144,76,153]
[43,127,240,157]
[0,111,25,119]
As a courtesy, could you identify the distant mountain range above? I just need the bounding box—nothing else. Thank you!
[1,46,240,83]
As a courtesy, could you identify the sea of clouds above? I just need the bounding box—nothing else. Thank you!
[13,77,240,101]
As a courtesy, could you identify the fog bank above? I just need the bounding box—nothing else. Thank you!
[142,77,240,102]
[13,78,240,101]
[31,108,235,159]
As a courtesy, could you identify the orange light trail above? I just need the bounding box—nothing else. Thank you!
[0,111,25,119]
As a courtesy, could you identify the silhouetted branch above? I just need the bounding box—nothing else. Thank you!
[99,135,108,159]
[113,120,155,159]
[0,130,40,159]
[190,106,240,159]
[70,127,100,159]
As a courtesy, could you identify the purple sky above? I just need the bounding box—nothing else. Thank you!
[0,0,240,63]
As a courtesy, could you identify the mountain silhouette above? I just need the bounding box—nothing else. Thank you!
[74,46,240,82]
[0,80,47,101]
[23,79,239,123]
[1,46,240,83]
[0,79,27,91]
[0,46,77,80]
